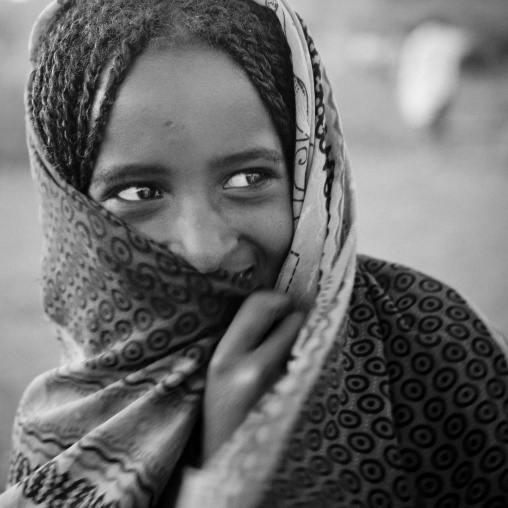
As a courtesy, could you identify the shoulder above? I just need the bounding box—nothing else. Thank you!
[343,255,508,499]
[355,253,469,313]
[353,254,498,342]
[350,254,508,381]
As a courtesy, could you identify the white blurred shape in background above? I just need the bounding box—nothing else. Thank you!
[397,21,473,130]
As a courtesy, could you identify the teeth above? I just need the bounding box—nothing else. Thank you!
[239,268,254,280]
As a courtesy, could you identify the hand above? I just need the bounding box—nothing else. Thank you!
[202,290,305,462]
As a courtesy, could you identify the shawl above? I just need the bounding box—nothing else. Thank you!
[3,0,508,507]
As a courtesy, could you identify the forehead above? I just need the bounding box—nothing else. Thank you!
[115,46,251,111]
[113,47,265,126]
[94,46,284,171]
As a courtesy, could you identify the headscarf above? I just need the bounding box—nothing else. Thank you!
[3,0,357,506]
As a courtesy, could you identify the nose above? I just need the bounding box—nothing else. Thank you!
[167,200,238,273]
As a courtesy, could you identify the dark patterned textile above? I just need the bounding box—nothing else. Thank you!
[1,0,507,507]
[259,256,508,507]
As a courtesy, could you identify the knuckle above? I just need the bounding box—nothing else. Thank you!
[233,363,263,389]
[208,353,228,376]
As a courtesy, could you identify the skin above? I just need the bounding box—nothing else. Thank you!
[89,45,304,460]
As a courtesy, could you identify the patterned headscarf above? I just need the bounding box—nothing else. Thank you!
[4,0,357,506]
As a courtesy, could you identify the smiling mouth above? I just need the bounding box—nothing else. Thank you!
[238,266,255,281]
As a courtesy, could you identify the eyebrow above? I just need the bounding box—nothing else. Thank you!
[92,147,285,187]
[208,148,285,169]
[91,164,168,187]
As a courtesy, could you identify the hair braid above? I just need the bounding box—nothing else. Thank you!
[78,44,141,189]
[30,0,296,191]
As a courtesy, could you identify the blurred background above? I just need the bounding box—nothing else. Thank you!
[0,0,507,488]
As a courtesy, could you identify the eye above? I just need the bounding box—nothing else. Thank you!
[224,171,265,189]
[116,185,163,201]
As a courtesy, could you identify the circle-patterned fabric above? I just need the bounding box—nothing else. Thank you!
[260,256,508,507]
[6,137,255,506]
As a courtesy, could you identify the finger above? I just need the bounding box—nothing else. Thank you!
[251,309,306,387]
[211,291,294,367]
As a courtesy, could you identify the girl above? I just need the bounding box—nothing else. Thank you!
[3,0,508,506]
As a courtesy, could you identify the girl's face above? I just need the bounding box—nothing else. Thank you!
[89,46,294,288]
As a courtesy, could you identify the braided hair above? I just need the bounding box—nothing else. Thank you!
[30,0,296,191]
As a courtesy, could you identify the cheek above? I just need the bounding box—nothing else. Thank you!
[271,206,294,259]
[248,199,294,264]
